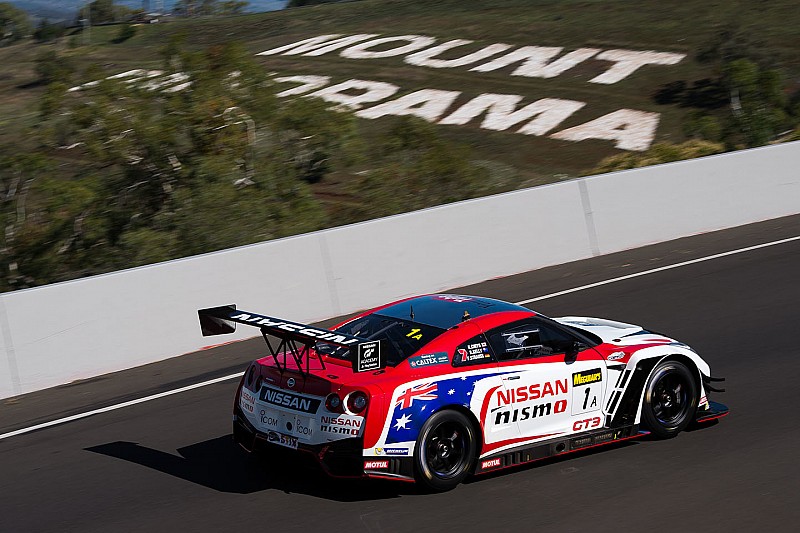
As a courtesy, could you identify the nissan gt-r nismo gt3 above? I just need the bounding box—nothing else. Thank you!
[197,294,727,491]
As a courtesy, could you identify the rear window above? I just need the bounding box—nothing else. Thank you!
[317,313,446,366]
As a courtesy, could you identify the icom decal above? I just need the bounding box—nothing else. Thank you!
[571,368,604,416]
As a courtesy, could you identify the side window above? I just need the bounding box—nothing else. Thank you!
[488,319,577,361]
[452,334,495,367]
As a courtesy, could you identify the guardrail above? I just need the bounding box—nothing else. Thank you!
[2,141,799,399]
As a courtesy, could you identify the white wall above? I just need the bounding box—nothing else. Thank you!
[2,141,799,399]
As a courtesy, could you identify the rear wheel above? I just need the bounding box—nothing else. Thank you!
[642,360,698,438]
[414,410,476,491]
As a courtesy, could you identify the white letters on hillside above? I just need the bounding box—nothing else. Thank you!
[276,76,660,150]
[70,32,684,152]
[258,33,685,84]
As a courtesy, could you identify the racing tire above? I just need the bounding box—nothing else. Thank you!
[414,410,477,492]
[642,360,698,438]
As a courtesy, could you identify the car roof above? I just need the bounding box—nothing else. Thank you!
[373,294,533,330]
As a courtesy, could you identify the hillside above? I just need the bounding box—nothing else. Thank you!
[0,0,799,290]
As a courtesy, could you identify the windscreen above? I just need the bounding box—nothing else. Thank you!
[317,313,446,366]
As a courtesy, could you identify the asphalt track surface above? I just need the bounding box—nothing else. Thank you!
[2,215,800,532]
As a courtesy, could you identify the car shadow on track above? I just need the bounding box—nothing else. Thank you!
[86,435,415,501]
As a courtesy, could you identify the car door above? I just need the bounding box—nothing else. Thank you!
[448,324,521,454]
[485,317,606,446]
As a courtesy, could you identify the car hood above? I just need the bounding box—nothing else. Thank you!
[554,316,674,345]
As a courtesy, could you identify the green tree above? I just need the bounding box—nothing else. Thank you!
[0,2,30,45]
[346,117,488,218]
[219,1,249,15]
[33,18,66,43]
[112,23,136,43]
[723,58,787,147]
[34,50,75,85]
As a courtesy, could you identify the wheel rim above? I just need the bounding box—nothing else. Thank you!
[424,420,468,479]
[651,371,690,426]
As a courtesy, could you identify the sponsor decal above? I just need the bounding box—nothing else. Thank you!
[607,351,625,361]
[433,295,473,303]
[356,340,384,372]
[571,368,603,415]
[395,382,438,409]
[493,399,568,424]
[259,385,321,414]
[495,379,569,406]
[364,460,389,470]
[319,415,363,436]
[286,377,296,388]
[573,368,602,386]
[409,352,449,368]
[240,390,256,414]
[259,410,280,429]
[229,312,360,345]
[492,379,570,425]
[376,447,409,456]
[481,458,502,469]
[267,431,298,450]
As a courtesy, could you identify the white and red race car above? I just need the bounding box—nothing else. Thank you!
[199,294,728,491]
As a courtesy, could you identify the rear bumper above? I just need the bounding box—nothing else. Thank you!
[233,406,365,477]
[695,400,729,423]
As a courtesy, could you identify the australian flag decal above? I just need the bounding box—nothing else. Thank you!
[385,371,512,444]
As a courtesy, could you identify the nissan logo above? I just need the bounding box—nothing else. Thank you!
[287,378,296,388]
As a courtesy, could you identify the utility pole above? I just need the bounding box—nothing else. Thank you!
[81,3,91,46]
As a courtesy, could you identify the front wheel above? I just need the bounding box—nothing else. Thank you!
[414,410,477,491]
[642,360,698,438]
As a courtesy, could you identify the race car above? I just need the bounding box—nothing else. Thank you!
[198,294,728,491]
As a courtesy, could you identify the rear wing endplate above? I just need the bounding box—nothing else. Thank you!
[198,305,385,374]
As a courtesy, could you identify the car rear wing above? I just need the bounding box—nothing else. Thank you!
[198,305,385,374]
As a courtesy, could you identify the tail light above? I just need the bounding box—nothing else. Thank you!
[325,393,344,413]
[345,391,368,415]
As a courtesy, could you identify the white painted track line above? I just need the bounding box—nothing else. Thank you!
[2,234,799,442]
[516,235,800,305]
[0,373,243,441]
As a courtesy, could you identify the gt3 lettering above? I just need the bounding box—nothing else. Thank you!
[573,416,602,431]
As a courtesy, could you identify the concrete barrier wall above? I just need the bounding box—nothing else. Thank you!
[2,141,799,399]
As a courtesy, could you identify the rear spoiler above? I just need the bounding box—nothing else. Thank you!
[198,305,385,374]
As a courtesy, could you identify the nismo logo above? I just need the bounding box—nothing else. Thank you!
[573,368,602,386]
[259,385,321,414]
